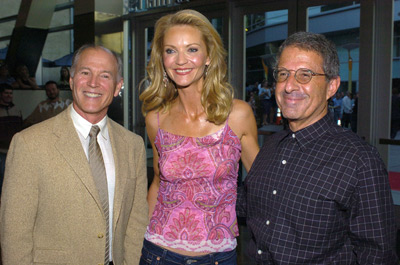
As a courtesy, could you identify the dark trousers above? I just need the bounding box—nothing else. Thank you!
[139,239,237,265]
[342,112,352,128]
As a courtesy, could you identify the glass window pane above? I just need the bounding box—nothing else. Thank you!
[392,1,400,140]
[308,3,360,131]
[245,10,288,131]
[389,0,400,206]
[42,30,72,84]
[0,21,16,42]
[211,17,223,36]
[50,8,72,28]
[0,0,20,50]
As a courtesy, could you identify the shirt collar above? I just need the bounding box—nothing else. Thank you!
[286,114,335,151]
[70,106,109,140]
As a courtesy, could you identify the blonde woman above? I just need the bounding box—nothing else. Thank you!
[139,9,259,264]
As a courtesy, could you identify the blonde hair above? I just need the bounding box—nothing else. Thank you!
[139,9,233,125]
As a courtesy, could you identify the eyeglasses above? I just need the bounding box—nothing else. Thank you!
[273,68,327,84]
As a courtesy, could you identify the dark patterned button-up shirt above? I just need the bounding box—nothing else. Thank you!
[237,115,398,264]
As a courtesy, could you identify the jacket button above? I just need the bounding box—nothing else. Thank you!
[98,233,104,238]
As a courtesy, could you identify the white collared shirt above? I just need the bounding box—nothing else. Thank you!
[70,106,115,261]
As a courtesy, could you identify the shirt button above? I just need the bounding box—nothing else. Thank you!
[292,133,295,138]
[273,190,277,195]
[282,160,287,164]
[266,220,270,225]
[258,249,263,255]
[97,233,104,238]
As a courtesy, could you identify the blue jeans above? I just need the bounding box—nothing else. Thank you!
[139,239,237,265]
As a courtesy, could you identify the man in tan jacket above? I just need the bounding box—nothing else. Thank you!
[0,44,148,265]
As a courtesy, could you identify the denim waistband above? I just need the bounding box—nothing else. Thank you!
[142,239,236,264]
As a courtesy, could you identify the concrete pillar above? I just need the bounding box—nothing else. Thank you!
[73,0,123,54]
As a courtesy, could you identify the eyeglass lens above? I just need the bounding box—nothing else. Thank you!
[274,69,312,84]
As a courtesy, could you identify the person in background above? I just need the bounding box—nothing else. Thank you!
[258,79,272,126]
[0,83,23,194]
[23,80,72,127]
[14,64,39,90]
[0,64,18,89]
[247,91,257,117]
[1,44,148,265]
[237,31,398,264]
[332,92,342,124]
[0,83,22,118]
[139,9,259,265]
[269,82,277,124]
[341,91,353,128]
[351,92,358,133]
[58,66,71,89]
[391,86,400,139]
[245,82,254,98]
[0,83,22,150]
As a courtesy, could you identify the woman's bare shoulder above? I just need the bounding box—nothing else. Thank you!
[145,110,160,139]
[231,99,254,119]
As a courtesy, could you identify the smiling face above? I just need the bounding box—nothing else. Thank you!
[69,47,123,124]
[275,46,340,131]
[162,25,210,91]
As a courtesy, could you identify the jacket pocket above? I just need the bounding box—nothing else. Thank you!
[33,248,70,264]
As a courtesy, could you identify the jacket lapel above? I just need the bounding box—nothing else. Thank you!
[53,107,103,213]
[108,120,129,231]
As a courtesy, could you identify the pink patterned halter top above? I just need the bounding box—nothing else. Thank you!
[144,116,241,253]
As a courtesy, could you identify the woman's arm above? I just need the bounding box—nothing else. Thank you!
[230,99,260,172]
[16,78,31,89]
[28,77,39,89]
[145,112,161,219]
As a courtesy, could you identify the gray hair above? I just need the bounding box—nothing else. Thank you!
[70,44,123,82]
[276,31,340,80]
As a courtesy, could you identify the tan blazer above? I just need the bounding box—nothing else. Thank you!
[0,106,148,265]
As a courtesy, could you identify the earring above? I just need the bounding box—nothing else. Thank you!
[204,65,209,77]
[163,70,169,88]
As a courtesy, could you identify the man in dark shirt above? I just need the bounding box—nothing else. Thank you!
[0,83,22,151]
[237,31,398,264]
